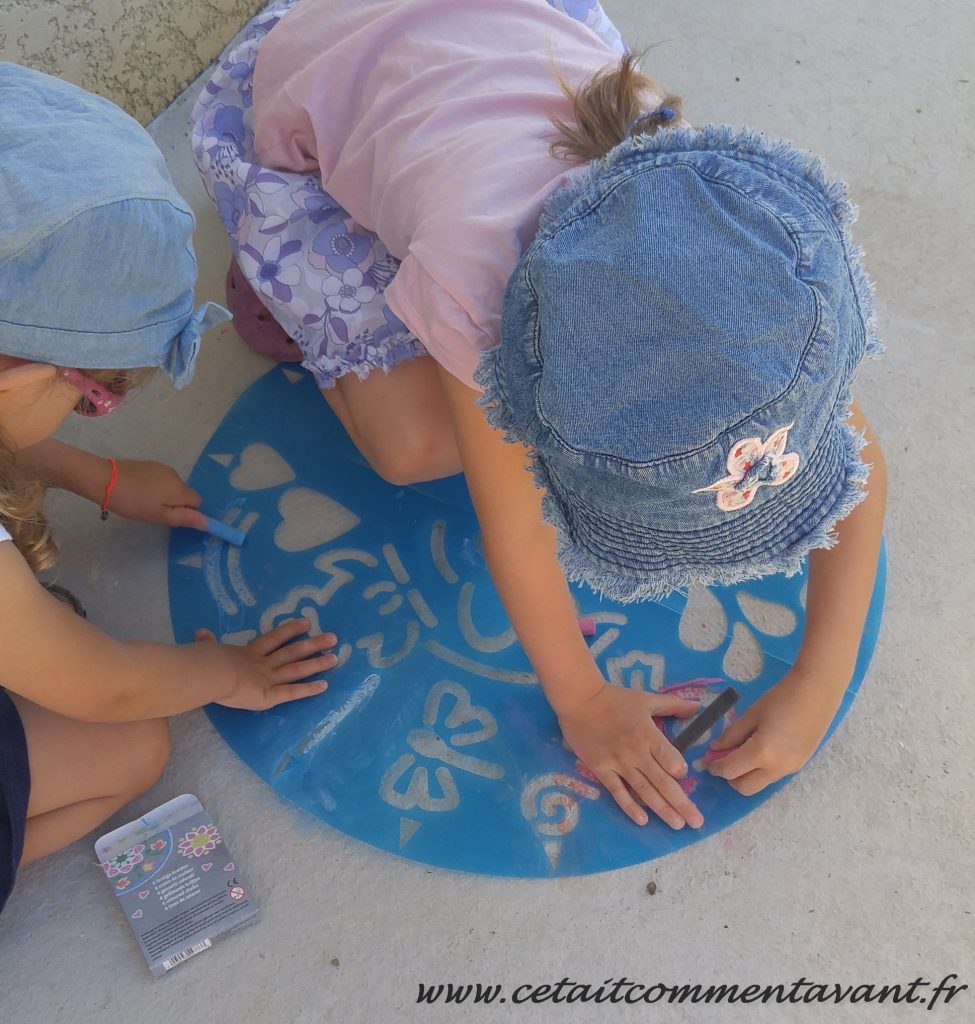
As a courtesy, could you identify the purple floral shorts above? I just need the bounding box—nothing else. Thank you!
[190,0,625,388]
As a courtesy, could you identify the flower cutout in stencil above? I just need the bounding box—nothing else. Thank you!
[178,824,223,858]
[693,424,799,511]
[678,584,799,683]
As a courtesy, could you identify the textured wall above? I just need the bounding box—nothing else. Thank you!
[0,0,263,124]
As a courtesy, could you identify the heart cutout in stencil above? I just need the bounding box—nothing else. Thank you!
[131,909,143,920]
[223,862,235,872]
[138,889,150,899]
[274,487,360,552]
[201,862,213,872]
[229,443,296,491]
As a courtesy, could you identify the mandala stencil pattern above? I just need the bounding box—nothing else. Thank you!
[168,368,885,876]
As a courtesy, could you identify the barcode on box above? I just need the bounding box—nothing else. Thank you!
[161,938,212,972]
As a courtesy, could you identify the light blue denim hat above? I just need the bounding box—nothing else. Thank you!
[0,63,229,385]
[477,124,882,601]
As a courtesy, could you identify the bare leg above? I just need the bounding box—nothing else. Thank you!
[322,355,462,485]
[11,695,170,864]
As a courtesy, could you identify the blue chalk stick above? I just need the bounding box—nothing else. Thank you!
[202,516,246,546]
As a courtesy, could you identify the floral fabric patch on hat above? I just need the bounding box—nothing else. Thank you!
[694,425,800,511]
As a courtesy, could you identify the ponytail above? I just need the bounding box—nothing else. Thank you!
[550,52,682,164]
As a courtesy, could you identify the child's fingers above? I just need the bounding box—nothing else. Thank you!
[633,758,703,828]
[709,711,754,750]
[267,679,329,706]
[249,617,310,655]
[726,767,776,797]
[194,628,217,643]
[625,770,688,830]
[168,506,209,531]
[180,485,203,509]
[599,770,650,826]
[703,744,742,764]
[273,653,339,684]
[646,725,688,779]
[705,741,761,780]
[647,694,702,719]
[266,632,337,668]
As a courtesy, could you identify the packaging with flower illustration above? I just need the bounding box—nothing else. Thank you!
[94,793,259,975]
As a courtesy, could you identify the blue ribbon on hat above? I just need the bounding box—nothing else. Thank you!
[163,301,232,389]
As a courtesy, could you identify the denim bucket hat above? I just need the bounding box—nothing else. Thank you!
[0,63,229,386]
[476,124,882,601]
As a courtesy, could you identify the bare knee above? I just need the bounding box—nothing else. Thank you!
[124,718,171,796]
[364,430,461,486]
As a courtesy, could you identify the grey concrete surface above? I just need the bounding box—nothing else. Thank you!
[0,2,972,1022]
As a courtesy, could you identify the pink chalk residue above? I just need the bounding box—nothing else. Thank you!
[552,773,602,801]
[573,760,600,785]
[704,744,742,763]
[658,677,724,701]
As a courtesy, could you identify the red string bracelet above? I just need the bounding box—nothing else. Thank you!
[100,457,119,520]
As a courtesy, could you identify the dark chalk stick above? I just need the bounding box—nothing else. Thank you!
[672,686,740,754]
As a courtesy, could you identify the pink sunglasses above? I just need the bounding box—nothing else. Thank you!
[60,367,127,417]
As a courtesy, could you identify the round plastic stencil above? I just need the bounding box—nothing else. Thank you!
[169,366,885,877]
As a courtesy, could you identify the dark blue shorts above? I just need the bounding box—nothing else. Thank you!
[0,689,30,915]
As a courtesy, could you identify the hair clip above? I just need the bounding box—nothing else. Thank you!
[627,107,677,136]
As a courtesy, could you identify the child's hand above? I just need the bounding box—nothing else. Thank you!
[110,458,208,530]
[558,685,704,829]
[705,666,844,795]
[196,618,338,711]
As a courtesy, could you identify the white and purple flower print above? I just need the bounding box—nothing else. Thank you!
[323,268,377,314]
[238,236,304,304]
[190,0,626,388]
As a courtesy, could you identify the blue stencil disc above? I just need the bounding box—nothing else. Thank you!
[168,366,885,877]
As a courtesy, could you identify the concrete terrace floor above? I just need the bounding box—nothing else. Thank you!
[1,1,972,1021]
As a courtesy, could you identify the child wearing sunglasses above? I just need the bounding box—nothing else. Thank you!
[0,64,340,917]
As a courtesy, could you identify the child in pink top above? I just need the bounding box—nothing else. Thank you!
[192,0,887,830]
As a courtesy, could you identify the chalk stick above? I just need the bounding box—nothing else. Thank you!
[672,686,740,754]
[202,515,246,547]
[578,617,597,636]
[703,744,742,764]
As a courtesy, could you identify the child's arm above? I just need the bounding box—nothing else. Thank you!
[706,402,887,794]
[17,438,207,530]
[0,542,336,721]
[439,368,704,829]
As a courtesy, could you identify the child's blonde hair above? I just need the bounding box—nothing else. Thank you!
[1,367,152,572]
[550,52,681,163]
[0,444,55,572]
